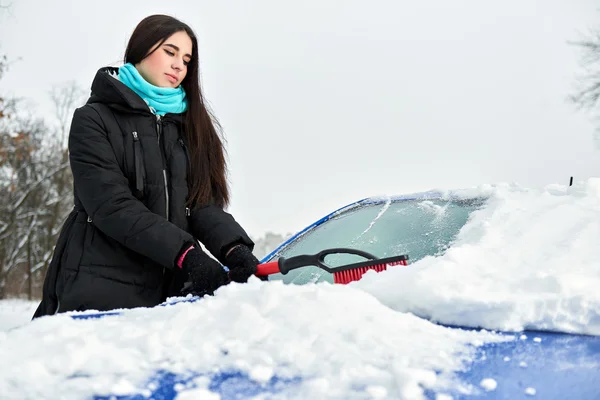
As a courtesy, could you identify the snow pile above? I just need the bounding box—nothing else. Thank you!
[357,178,600,335]
[0,281,506,400]
[0,299,38,332]
[525,387,537,396]
[3,178,599,398]
[479,378,497,391]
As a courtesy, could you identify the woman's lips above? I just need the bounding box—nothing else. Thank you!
[165,73,178,84]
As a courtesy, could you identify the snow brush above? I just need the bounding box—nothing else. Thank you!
[255,248,409,284]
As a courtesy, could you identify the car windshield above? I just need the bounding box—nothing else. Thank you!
[266,197,486,284]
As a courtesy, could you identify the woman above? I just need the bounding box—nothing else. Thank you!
[33,14,260,318]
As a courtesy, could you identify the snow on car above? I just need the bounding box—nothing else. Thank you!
[1,179,599,399]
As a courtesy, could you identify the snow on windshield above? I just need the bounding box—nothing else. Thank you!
[357,178,600,336]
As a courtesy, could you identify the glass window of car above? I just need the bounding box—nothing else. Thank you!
[265,197,486,285]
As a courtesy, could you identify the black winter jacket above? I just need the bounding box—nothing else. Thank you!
[33,67,253,318]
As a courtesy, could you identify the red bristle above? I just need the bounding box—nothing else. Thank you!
[333,259,408,284]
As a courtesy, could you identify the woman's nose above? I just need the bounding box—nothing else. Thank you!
[172,60,183,70]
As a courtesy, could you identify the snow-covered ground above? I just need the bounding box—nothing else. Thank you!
[0,299,38,332]
[1,178,599,399]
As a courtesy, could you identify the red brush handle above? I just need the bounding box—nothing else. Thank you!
[255,260,280,276]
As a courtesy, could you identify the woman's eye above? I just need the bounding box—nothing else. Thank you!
[183,60,190,66]
[164,49,175,56]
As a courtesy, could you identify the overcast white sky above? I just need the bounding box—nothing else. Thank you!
[1,0,599,237]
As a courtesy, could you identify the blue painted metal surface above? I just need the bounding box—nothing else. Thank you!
[85,330,600,399]
[93,370,301,400]
[452,330,600,399]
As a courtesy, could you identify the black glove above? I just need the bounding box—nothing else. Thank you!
[180,245,229,296]
[224,244,260,283]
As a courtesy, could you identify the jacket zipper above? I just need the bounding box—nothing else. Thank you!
[178,138,191,179]
[178,138,192,217]
[156,115,170,221]
[132,131,144,196]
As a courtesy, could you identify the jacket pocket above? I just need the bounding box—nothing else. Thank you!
[58,266,163,313]
[132,131,146,199]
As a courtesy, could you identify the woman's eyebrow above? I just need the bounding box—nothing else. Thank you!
[164,43,192,59]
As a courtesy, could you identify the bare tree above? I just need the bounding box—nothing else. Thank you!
[252,231,293,259]
[30,82,86,295]
[49,81,87,148]
[0,70,84,299]
[1,3,85,297]
[0,110,50,298]
[570,29,600,149]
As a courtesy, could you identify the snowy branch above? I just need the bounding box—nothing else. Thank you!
[8,161,69,213]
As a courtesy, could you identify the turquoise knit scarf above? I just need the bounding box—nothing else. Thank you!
[118,63,188,116]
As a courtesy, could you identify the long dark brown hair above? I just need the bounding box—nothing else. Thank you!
[123,14,229,208]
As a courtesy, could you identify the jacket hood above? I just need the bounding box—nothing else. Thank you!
[86,67,152,114]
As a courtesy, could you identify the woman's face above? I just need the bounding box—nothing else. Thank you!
[136,30,193,88]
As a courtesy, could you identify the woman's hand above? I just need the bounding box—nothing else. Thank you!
[224,245,260,283]
[179,244,229,296]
